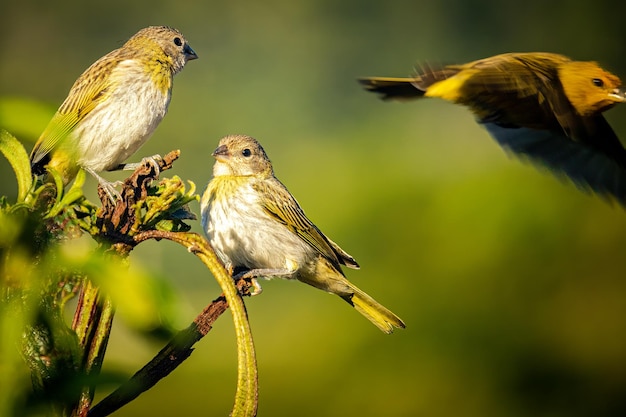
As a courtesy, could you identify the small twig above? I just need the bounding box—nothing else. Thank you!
[87,279,250,417]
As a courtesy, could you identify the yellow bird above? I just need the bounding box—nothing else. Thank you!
[30,26,197,199]
[360,52,626,204]
[201,134,405,334]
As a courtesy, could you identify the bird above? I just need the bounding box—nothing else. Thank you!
[200,134,406,334]
[359,52,626,204]
[29,25,198,199]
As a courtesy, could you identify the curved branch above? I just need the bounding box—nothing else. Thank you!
[133,230,258,417]
[88,279,249,417]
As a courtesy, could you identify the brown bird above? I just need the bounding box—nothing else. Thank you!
[359,52,626,204]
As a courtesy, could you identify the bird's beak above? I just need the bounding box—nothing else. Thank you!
[609,88,626,103]
[212,144,229,161]
[184,44,198,61]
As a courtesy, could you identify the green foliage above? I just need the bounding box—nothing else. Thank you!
[133,176,198,234]
[0,133,85,415]
[0,129,33,203]
[0,131,205,416]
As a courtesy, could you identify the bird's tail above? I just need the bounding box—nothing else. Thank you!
[358,77,424,101]
[341,283,405,334]
[30,152,49,176]
[359,65,459,101]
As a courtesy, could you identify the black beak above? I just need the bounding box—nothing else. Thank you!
[212,144,229,159]
[184,44,198,60]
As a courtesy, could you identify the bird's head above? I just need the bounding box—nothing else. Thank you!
[559,61,625,116]
[127,26,198,75]
[212,134,274,177]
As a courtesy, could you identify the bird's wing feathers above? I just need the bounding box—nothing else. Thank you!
[579,114,626,166]
[253,178,356,268]
[30,111,79,164]
[30,62,113,164]
[326,237,360,269]
[483,120,626,204]
[467,55,589,138]
[469,56,556,98]
[471,56,626,163]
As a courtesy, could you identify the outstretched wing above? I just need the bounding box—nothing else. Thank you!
[483,120,626,205]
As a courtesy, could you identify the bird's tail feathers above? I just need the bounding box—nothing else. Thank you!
[412,64,459,90]
[358,77,424,101]
[341,283,405,334]
[359,63,460,101]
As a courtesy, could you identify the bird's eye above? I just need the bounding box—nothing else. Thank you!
[242,149,252,157]
[173,37,183,47]
[592,78,604,87]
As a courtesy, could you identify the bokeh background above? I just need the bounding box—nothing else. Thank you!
[2,0,626,416]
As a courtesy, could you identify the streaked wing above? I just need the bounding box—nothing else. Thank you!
[30,61,113,164]
[463,58,554,99]
[253,177,343,266]
[326,237,360,269]
[467,55,585,137]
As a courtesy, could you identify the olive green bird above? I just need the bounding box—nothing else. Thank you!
[30,26,197,199]
[201,134,405,334]
[360,52,626,204]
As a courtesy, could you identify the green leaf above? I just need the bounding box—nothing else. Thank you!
[0,129,33,202]
[44,168,86,219]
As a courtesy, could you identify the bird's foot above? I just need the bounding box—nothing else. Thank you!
[233,268,296,296]
[117,154,164,177]
[84,167,121,202]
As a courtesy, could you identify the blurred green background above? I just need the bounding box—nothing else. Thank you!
[3,0,626,416]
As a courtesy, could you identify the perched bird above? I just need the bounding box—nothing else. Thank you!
[359,52,626,204]
[201,134,405,334]
[30,26,198,198]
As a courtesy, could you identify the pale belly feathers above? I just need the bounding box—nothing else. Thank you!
[73,60,171,171]
[203,181,312,277]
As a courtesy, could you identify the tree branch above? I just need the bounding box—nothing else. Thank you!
[132,230,259,417]
[88,278,251,417]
